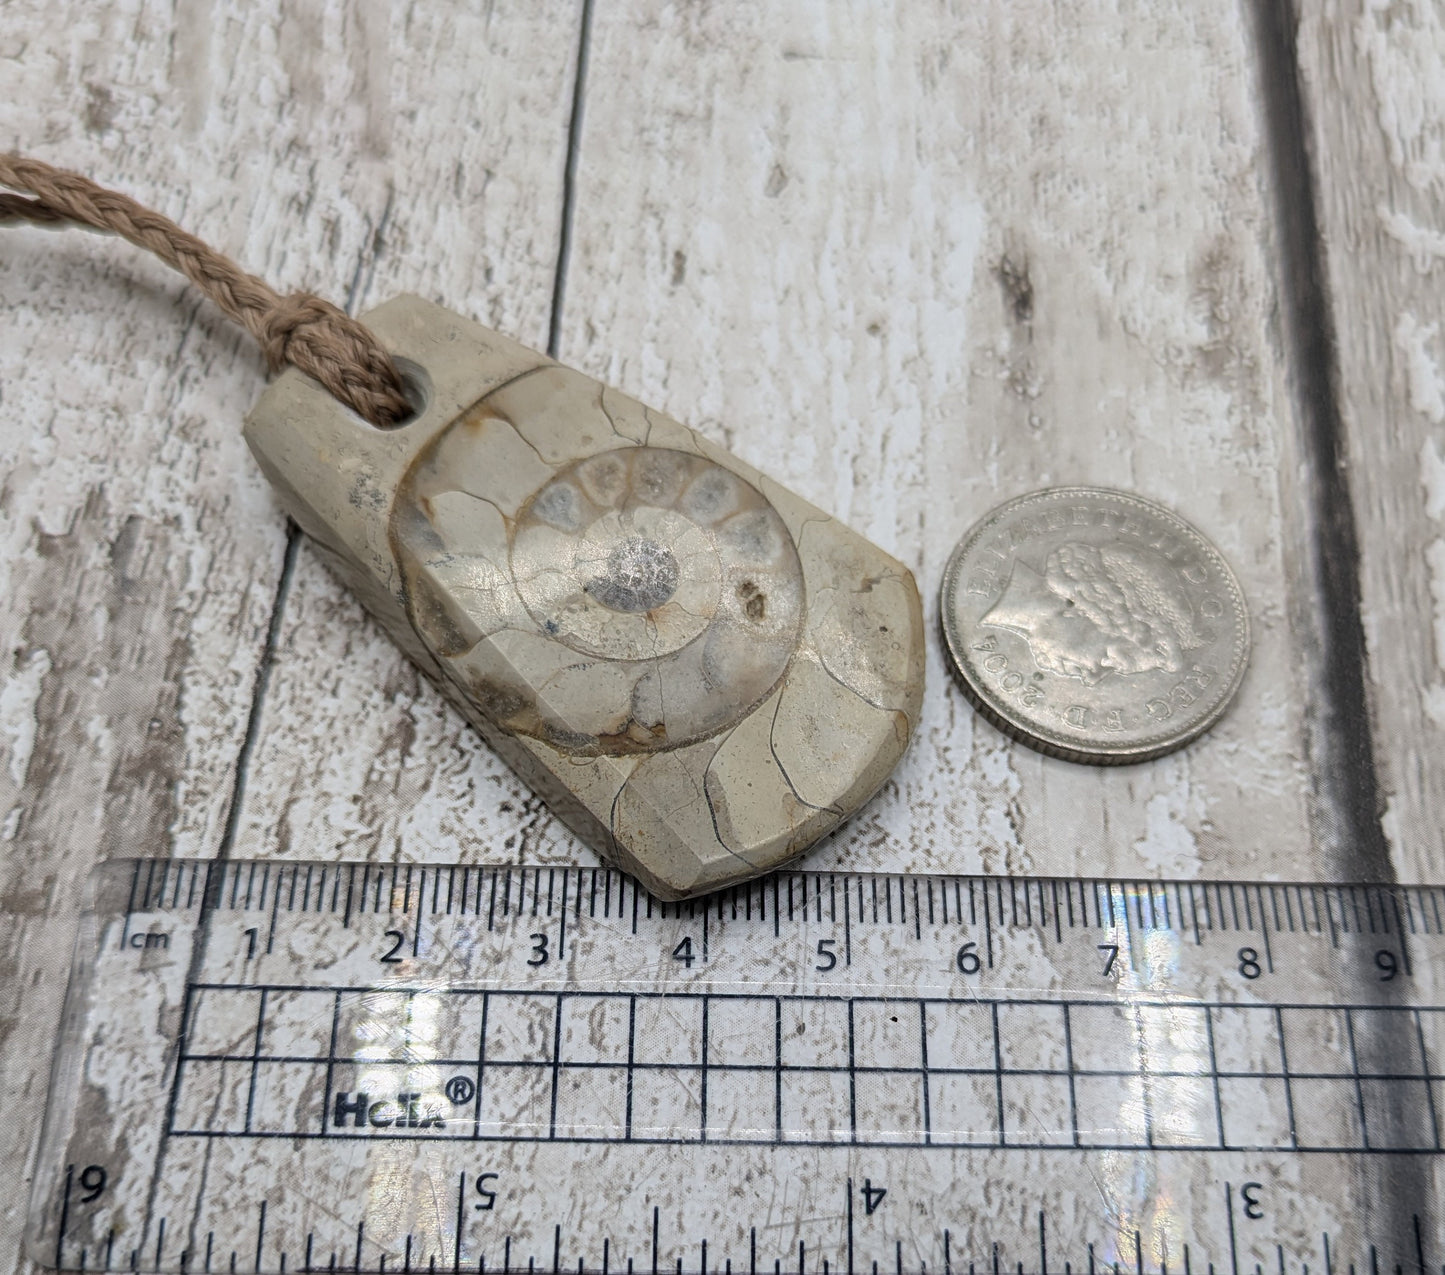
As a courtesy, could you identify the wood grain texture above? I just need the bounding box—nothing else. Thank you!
[556,2,1317,882]
[1296,0,1445,882]
[0,0,1425,1267]
[232,3,1326,886]
[227,7,585,868]
[0,2,581,1267]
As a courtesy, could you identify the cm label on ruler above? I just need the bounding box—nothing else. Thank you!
[121,856,1420,977]
[30,859,1445,1275]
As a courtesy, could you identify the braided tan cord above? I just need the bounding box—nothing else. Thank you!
[0,154,412,427]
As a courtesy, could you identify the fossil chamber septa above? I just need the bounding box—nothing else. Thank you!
[244,294,925,900]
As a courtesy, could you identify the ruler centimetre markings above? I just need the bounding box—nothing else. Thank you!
[116,859,1439,949]
[115,860,1445,1160]
[35,860,1445,1275]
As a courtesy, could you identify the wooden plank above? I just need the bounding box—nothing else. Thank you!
[230,5,1330,885]
[228,9,586,867]
[5,0,1416,1260]
[1295,1,1445,882]
[552,2,1319,880]
[0,1,581,1266]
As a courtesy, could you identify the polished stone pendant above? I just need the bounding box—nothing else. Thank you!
[246,296,924,899]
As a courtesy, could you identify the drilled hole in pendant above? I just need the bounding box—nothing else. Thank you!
[368,355,431,430]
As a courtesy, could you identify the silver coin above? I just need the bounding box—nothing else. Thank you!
[940,487,1251,764]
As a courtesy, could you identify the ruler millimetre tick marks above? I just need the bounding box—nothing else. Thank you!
[26,860,1445,1275]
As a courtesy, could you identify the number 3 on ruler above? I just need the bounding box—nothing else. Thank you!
[1240,1182,1264,1220]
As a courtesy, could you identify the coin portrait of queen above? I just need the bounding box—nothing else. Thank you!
[982,542,1209,687]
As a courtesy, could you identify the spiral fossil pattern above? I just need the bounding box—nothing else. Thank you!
[396,434,803,756]
[362,340,923,898]
[509,447,804,752]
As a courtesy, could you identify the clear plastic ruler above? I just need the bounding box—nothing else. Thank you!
[27,859,1445,1275]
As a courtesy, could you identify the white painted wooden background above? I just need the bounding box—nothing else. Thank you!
[1,0,1441,1265]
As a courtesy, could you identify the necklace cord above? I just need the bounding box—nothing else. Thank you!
[0,154,412,428]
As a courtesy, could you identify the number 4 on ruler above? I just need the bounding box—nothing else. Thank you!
[861,1180,886,1216]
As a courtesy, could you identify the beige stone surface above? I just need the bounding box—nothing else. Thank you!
[247,296,925,898]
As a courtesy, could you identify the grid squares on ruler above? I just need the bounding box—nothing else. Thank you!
[1216,1075,1294,1148]
[778,1069,853,1143]
[168,987,1445,1152]
[630,1068,702,1140]
[927,1074,1001,1145]
[999,1073,1073,1147]
[183,987,263,1057]
[704,1066,776,1140]
[553,1065,629,1138]
[996,1003,1069,1072]
[632,998,703,1066]
[557,995,631,1064]
[1208,1006,1283,1074]
[481,993,553,1063]
[778,1000,849,1068]
[477,1064,552,1139]
[259,989,336,1058]
[924,1003,995,1070]
[707,997,774,1066]
[1414,1009,1445,1148]
[853,1070,926,1145]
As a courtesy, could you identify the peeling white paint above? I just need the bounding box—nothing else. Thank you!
[1426,540,1445,712]
[1379,205,1445,270]
[1424,685,1445,729]
[1396,314,1445,423]
[0,647,53,788]
[1131,790,1201,878]
[1358,0,1445,194]
[1429,538,1445,657]
[1422,439,1445,523]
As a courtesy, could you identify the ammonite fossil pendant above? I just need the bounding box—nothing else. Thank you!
[246,296,925,899]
